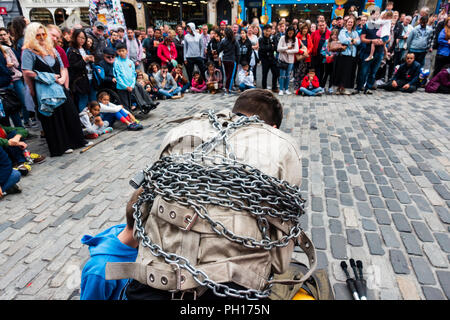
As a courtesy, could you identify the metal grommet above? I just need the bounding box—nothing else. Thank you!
[149,274,155,282]
[159,206,164,214]
[180,275,186,284]
[161,276,168,285]
[169,211,176,219]
[184,215,191,223]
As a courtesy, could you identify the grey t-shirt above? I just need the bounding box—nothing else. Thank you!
[21,48,63,71]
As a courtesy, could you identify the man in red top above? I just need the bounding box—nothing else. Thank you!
[311,21,330,83]
[296,68,324,96]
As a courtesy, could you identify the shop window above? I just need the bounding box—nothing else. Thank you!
[80,8,90,26]
[30,8,54,25]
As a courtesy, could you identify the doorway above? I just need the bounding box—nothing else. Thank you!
[217,0,232,25]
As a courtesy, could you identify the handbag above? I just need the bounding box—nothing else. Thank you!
[0,88,21,114]
[329,41,347,52]
[277,59,289,70]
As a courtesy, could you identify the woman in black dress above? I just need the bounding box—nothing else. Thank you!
[21,22,87,157]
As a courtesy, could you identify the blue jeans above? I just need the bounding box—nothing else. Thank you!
[2,169,21,192]
[158,87,182,98]
[180,83,190,93]
[279,63,294,91]
[239,83,255,92]
[357,52,383,91]
[12,80,29,124]
[77,80,97,112]
[300,87,324,96]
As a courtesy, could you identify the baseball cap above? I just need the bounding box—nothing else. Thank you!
[103,47,116,56]
[220,21,227,25]
[94,21,106,29]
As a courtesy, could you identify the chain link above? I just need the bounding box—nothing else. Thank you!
[131,110,306,299]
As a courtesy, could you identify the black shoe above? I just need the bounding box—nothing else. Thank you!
[5,184,22,195]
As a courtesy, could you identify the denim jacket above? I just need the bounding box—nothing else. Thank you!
[35,71,66,116]
[338,29,361,57]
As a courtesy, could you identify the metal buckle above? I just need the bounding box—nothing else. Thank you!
[180,212,198,231]
[169,263,182,292]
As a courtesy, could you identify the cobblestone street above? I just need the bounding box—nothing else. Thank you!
[0,88,449,300]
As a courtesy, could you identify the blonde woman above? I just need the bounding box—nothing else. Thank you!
[21,22,87,157]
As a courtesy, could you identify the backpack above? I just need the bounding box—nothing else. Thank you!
[0,88,21,114]
[92,63,105,88]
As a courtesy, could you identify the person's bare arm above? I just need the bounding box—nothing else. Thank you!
[22,70,37,96]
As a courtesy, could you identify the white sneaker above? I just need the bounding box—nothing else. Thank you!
[65,149,74,154]
[85,141,94,147]
[279,91,284,96]
[267,86,271,90]
[285,90,292,95]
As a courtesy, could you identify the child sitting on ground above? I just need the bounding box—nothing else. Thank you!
[296,68,324,96]
[190,70,207,93]
[98,92,143,131]
[205,61,223,94]
[171,64,190,95]
[79,101,113,139]
[238,61,255,92]
[137,70,159,100]
[366,11,393,61]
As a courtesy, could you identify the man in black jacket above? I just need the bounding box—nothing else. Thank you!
[381,52,421,93]
[98,47,117,90]
[86,21,108,63]
[259,24,279,93]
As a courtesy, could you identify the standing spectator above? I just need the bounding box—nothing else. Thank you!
[154,64,182,99]
[411,7,430,27]
[116,27,126,45]
[67,29,97,112]
[294,23,313,90]
[47,25,70,89]
[355,12,386,95]
[433,17,450,77]
[277,26,299,96]
[142,27,155,71]
[206,28,222,71]
[0,45,22,128]
[113,42,137,111]
[247,26,259,85]
[200,24,210,63]
[21,22,87,156]
[0,28,13,47]
[311,21,331,83]
[107,31,120,49]
[382,52,421,93]
[184,23,206,82]
[125,29,144,71]
[217,27,240,95]
[173,25,185,67]
[10,16,27,62]
[157,33,177,71]
[86,21,107,63]
[238,29,252,68]
[321,29,339,94]
[334,16,361,95]
[259,24,279,93]
[61,27,71,51]
[394,15,413,67]
[407,15,434,67]
[232,23,241,42]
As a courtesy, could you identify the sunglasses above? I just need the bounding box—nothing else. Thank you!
[105,55,114,59]
[36,33,47,39]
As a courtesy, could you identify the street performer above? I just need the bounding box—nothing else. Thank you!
[105,88,317,300]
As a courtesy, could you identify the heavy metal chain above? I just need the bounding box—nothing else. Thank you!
[131,110,306,299]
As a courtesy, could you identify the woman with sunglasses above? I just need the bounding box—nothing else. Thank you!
[21,22,87,157]
[67,29,97,112]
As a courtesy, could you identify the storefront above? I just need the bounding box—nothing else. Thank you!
[0,0,23,27]
[19,0,91,26]
[140,0,208,29]
[240,0,384,24]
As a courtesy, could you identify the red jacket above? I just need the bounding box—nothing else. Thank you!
[311,29,331,56]
[296,33,313,63]
[157,42,177,66]
[301,75,320,89]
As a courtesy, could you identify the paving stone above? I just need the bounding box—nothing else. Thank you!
[405,205,422,220]
[421,286,446,300]
[433,184,450,201]
[338,181,350,193]
[408,166,422,176]
[69,188,93,203]
[315,250,328,270]
[385,199,402,212]
[311,197,324,212]
[370,196,385,209]
[436,271,450,299]
[380,186,395,199]
[411,194,433,213]
[360,171,374,183]
[362,218,377,231]
[384,167,398,178]
[379,225,401,248]
[374,209,391,225]
[311,214,324,227]
[333,283,352,300]
[422,188,446,206]
[424,172,441,184]
[434,206,450,224]
[409,257,436,285]
[389,249,410,274]
[339,194,354,206]
[400,232,423,256]
[365,232,385,255]
[375,175,389,185]
[396,276,421,300]
[336,170,348,181]
[392,213,412,233]
[411,221,435,243]
[11,214,35,230]
[71,204,96,220]
[329,219,342,234]
[365,183,379,196]
[353,187,367,201]
[394,191,412,204]
[356,202,372,218]
[434,233,450,253]
[346,229,363,247]
[330,235,347,259]
[435,170,450,181]
[311,228,327,250]
[325,188,337,198]
[422,243,448,268]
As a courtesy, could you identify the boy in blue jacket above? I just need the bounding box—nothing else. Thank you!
[80,189,140,300]
[113,42,137,111]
